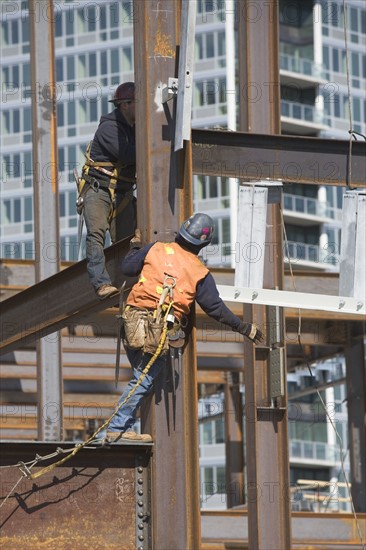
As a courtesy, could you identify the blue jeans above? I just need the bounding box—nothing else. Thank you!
[83,185,136,291]
[107,347,167,433]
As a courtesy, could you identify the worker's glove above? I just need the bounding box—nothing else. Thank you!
[234,322,264,344]
[130,228,142,250]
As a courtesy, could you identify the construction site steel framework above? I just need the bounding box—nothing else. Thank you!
[0,1,365,549]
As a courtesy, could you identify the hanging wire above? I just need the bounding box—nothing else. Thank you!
[342,0,356,191]
[280,205,365,549]
[0,476,24,510]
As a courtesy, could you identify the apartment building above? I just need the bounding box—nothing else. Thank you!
[1,0,364,510]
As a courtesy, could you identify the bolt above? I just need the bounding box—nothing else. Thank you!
[138,522,144,529]
[138,512,144,518]
[137,478,143,484]
[138,466,143,473]
[138,489,143,496]
[138,535,144,541]
[138,500,143,507]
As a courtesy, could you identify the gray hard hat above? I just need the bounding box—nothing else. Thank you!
[178,213,214,247]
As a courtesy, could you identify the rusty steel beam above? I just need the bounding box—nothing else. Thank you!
[191,129,366,187]
[345,336,366,513]
[224,373,245,508]
[200,509,366,548]
[0,238,136,356]
[0,441,152,549]
[237,1,292,548]
[132,1,200,548]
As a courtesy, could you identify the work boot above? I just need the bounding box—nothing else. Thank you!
[105,431,123,443]
[96,284,119,300]
[122,430,153,442]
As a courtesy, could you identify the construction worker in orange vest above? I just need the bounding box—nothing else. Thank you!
[103,213,264,443]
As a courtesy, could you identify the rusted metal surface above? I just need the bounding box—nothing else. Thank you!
[0,238,136,356]
[224,374,245,508]
[192,129,366,187]
[238,1,291,548]
[0,441,152,549]
[133,1,200,548]
[346,336,366,513]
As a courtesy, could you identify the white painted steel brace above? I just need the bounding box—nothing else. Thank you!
[217,285,365,316]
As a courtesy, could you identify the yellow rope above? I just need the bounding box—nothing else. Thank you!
[26,303,174,481]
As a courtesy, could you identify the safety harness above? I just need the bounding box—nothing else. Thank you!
[76,140,135,222]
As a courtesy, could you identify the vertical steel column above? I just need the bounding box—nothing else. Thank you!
[29,0,63,440]
[345,336,366,512]
[237,1,291,547]
[224,373,245,508]
[133,1,200,548]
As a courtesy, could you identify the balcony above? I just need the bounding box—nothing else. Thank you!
[283,193,342,224]
[280,53,327,88]
[290,439,340,464]
[285,240,339,269]
[281,100,328,134]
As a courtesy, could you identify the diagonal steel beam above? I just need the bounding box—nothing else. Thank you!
[0,238,136,356]
[191,129,366,187]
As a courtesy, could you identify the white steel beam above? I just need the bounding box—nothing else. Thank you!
[217,285,365,316]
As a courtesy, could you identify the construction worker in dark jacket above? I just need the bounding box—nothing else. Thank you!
[103,213,264,443]
[80,82,136,300]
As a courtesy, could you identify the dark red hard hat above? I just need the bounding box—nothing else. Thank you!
[109,82,135,103]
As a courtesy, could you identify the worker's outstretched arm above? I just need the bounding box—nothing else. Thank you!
[195,273,264,344]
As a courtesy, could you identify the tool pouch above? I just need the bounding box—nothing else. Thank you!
[122,307,147,350]
[144,314,169,355]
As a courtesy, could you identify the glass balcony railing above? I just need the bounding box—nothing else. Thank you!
[200,240,339,268]
[285,240,339,266]
[281,100,325,125]
[290,439,340,462]
[283,193,342,221]
[280,53,325,79]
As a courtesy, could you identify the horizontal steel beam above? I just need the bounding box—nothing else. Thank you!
[201,510,366,547]
[217,284,365,316]
[192,129,366,187]
[0,238,136,356]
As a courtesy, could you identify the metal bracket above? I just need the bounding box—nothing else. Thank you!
[267,305,285,399]
[269,347,285,398]
[162,77,178,104]
[135,453,151,550]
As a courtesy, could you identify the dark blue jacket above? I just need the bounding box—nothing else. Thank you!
[88,109,135,191]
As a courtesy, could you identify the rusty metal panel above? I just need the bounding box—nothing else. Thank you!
[0,442,152,549]
[191,129,366,187]
[345,338,366,513]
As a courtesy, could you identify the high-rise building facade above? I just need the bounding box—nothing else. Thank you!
[1,0,365,267]
[1,0,364,511]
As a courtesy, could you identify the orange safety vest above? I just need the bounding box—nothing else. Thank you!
[127,242,209,317]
